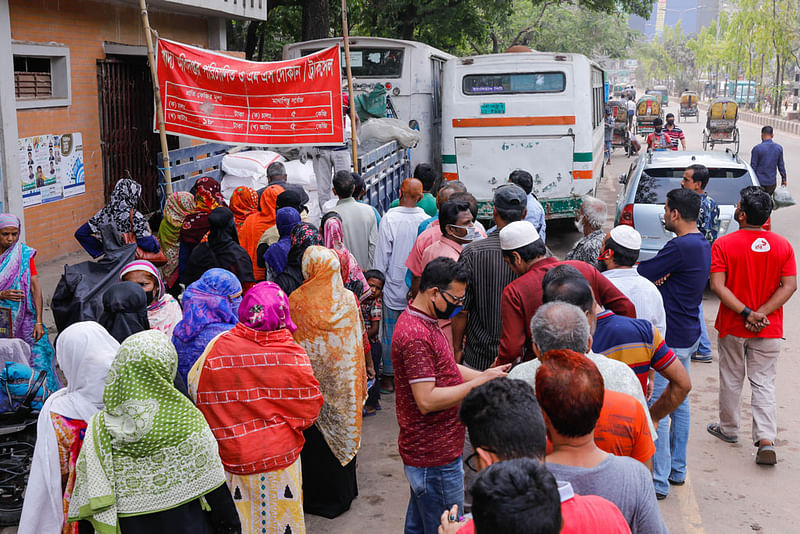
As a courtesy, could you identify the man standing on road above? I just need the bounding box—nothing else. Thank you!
[331,170,378,269]
[494,221,634,366]
[707,187,796,465]
[664,113,686,151]
[605,108,615,164]
[374,178,428,393]
[638,188,711,500]
[391,257,509,534]
[750,125,787,195]
[681,164,720,363]
[645,118,672,151]
[627,97,636,128]
[599,225,667,337]
[452,185,525,369]
[566,196,607,269]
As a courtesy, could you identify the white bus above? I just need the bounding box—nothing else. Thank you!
[440,52,606,219]
[283,37,454,173]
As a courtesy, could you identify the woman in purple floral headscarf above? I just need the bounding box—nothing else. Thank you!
[172,268,242,385]
[0,214,59,390]
[274,222,322,296]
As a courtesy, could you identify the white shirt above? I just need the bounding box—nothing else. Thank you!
[604,268,667,338]
[509,350,657,438]
[627,99,636,112]
[373,206,429,309]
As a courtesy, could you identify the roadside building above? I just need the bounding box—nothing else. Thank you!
[0,0,266,261]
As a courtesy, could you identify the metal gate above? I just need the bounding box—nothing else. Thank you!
[97,57,162,209]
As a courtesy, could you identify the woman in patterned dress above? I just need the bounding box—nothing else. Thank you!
[289,246,368,518]
[189,281,322,534]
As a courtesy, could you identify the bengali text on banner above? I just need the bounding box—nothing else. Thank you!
[156,39,344,146]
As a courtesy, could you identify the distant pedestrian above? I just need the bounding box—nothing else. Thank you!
[627,98,636,127]
[750,125,787,195]
[664,113,686,151]
[566,196,607,269]
[605,108,615,164]
[707,187,796,466]
[645,118,672,151]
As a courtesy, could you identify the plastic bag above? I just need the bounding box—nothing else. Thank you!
[359,118,421,148]
[773,185,796,209]
[221,151,285,179]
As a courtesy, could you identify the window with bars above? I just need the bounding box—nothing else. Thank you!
[12,43,71,109]
[14,56,53,99]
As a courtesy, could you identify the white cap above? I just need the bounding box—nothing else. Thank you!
[609,225,642,251]
[499,220,540,250]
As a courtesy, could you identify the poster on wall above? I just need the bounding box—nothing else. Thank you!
[18,132,84,207]
[156,39,344,146]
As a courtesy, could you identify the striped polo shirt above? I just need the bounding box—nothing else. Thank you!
[591,310,676,394]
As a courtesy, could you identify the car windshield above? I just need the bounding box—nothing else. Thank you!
[635,167,753,205]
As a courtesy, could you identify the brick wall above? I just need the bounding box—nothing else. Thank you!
[10,0,209,261]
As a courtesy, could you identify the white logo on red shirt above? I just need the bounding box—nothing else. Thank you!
[751,237,771,253]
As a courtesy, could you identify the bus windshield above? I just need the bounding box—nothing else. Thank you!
[462,72,566,95]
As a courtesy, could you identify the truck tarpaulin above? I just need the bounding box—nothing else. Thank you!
[156,39,344,146]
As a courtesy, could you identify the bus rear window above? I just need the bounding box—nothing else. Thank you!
[635,167,752,205]
[462,72,565,95]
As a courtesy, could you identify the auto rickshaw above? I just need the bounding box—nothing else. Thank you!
[702,97,739,153]
[635,95,662,136]
[678,91,699,122]
[608,100,634,157]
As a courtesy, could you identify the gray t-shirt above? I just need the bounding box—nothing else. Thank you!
[546,455,667,534]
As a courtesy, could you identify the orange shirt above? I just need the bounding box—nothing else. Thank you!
[547,390,655,464]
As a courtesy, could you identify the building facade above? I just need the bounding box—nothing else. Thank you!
[0,0,265,261]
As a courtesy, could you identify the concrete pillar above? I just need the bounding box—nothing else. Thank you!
[208,17,227,51]
[0,0,25,234]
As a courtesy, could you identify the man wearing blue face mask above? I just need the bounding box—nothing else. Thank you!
[391,256,511,534]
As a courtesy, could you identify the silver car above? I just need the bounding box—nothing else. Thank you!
[615,150,760,261]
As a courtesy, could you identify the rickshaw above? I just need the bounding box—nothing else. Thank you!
[678,91,699,122]
[653,85,669,105]
[702,97,739,153]
[607,100,634,157]
[635,95,662,136]
[612,83,625,98]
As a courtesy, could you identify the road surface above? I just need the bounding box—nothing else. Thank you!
[305,105,800,533]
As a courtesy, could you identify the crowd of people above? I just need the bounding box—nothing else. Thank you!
[0,151,792,534]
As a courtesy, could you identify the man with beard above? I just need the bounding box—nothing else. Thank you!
[599,225,667,338]
[645,118,672,151]
[638,188,711,499]
[566,196,607,269]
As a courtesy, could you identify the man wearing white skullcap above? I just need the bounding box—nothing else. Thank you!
[492,221,636,367]
[599,225,668,342]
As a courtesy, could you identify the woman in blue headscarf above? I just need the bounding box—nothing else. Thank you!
[172,268,242,385]
[264,207,301,280]
[0,213,58,390]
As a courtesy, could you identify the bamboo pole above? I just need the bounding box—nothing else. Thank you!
[139,0,173,195]
[340,0,359,172]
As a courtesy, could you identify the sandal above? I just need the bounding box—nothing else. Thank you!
[756,445,777,465]
[707,423,738,443]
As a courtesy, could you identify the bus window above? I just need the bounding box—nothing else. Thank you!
[431,58,445,120]
[462,72,566,95]
[301,47,404,77]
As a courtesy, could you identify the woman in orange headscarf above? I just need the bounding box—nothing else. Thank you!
[228,186,259,229]
[239,184,284,280]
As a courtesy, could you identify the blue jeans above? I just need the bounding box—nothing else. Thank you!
[404,456,464,534]
[697,302,712,355]
[381,307,403,376]
[650,338,699,495]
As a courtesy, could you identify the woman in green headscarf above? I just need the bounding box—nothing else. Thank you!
[67,330,240,534]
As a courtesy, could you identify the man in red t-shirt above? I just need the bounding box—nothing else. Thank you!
[392,257,509,534]
[707,186,797,466]
[645,117,673,151]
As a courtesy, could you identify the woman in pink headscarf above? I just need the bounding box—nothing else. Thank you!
[320,212,369,299]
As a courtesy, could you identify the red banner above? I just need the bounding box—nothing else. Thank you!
[156,39,344,146]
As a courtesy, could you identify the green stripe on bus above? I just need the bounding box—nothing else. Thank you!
[573,152,593,162]
[442,154,457,164]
